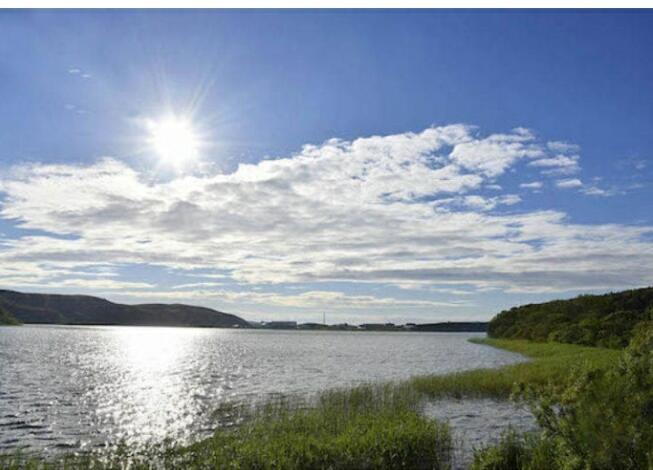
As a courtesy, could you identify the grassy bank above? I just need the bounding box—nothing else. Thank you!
[412,338,620,399]
[0,339,620,469]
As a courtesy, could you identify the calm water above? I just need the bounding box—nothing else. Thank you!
[425,399,537,469]
[0,325,527,454]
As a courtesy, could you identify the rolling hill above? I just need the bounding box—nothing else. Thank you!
[0,289,249,328]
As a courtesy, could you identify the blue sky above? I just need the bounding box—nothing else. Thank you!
[0,10,652,323]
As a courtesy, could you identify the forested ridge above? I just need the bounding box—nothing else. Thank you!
[488,287,653,348]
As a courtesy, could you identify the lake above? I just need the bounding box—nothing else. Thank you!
[0,325,527,454]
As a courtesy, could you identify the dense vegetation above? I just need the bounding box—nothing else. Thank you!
[479,291,653,468]
[414,322,488,332]
[488,287,653,348]
[472,321,653,470]
[0,306,20,325]
[0,289,249,328]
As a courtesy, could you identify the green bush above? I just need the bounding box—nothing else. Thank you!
[474,324,653,470]
[470,430,558,470]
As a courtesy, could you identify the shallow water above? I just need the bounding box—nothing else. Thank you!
[424,399,538,468]
[0,325,527,453]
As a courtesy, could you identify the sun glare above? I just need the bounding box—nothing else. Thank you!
[147,115,200,168]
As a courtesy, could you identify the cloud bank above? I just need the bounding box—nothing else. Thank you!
[1,124,651,317]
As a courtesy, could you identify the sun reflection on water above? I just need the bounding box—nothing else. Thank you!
[96,327,208,448]
[0,326,527,455]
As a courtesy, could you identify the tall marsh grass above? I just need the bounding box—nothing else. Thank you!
[411,338,620,399]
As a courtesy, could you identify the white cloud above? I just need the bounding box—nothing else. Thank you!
[436,194,522,212]
[519,181,543,189]
[581,186,618,197]
[0,124,652,313]
[0,275,154,290]
[530,154,581,175]
[449,129,543,177]
[119,288,468,310]
[547,141,580,154]
[68,67,91,79]
[616,156,648,171]
[172,281,227,289]
[556,178,583,188]
[552,178,619,197]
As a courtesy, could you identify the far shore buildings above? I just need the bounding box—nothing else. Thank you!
[249,320,487,332]
[262,321,298,329]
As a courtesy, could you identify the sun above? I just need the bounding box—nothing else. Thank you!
[147,115,200,168]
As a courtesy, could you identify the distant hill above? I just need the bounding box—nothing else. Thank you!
[414,322,488,332]
[0,290,249,328]
[488,287,653,348]
[0,305,20,325]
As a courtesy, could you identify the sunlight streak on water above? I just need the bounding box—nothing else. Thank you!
[0,326,527,453]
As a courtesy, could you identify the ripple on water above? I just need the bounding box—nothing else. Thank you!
[1,326,528,454]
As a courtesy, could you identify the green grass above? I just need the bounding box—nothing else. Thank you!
[182,388,451,469]
[411,338,620,399]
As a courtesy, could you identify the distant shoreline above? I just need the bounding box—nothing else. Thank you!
[12,321,489,332]
[0,288,489,332]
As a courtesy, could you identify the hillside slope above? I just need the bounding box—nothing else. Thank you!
[488,287,653,348]
[0,305,20,325]
[0,290,249,328]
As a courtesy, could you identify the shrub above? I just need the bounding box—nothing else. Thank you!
[476,323,653,470]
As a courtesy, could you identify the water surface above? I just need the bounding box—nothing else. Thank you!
[0,325,526,453]
[425,399,538,469]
